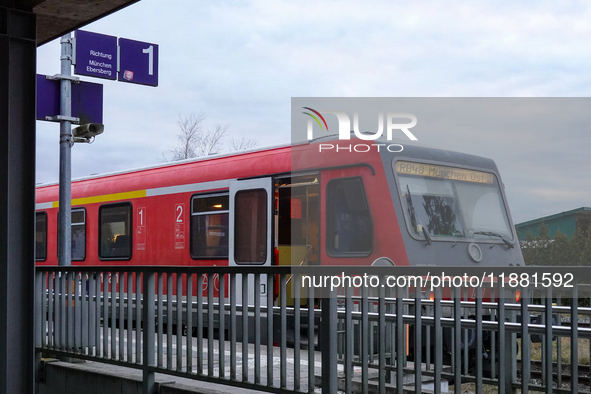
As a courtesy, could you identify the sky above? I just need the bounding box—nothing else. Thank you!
[35,0,591,224]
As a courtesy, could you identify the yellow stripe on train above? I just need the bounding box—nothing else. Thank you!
[51,189,146,208]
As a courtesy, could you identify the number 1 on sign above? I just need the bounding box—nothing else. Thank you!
[142,45,154,75]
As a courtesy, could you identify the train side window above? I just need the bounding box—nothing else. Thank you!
[326,177,373,256]
[190,193,229,259]
[71,208,86,261]
[99,202,132,260]
[57,208,87,260]
[35,212,47,261]
[234,189,267,264]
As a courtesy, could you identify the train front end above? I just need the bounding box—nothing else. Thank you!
[379,140,525,268]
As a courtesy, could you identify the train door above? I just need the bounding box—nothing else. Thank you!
[275,174,320,306]
[228,177,273,306]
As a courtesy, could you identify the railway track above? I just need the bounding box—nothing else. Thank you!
[520,359,590,386]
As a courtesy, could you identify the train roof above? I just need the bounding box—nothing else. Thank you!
[310,133,499,172]
[35,143,294,204]
[37,132,499,188]
[36,134,501,204]
[36,142,293,189]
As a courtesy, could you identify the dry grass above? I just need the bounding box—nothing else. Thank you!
[450,383,548,394]
[448,337,591,393]
[518,337,591,365]
[448,383,500,394]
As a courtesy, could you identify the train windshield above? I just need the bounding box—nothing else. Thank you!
[394,161,513,242]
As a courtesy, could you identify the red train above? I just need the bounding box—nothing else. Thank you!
[35,134,524,272]
[36,134,525,371]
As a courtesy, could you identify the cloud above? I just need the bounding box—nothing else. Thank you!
[35,0,591,226]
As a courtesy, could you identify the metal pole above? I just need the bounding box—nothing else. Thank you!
[321,290,337,394]
[0,6,37,392]
[143,272,156,394]
[58,33,73,267]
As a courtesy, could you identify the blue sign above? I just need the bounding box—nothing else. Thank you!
[74,30,118,80]
[118,38,159,86]
[36,74,104,124]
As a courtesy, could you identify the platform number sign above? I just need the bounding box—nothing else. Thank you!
[136,207,146,250]
[118,38,159,86]
[174,203,185,249]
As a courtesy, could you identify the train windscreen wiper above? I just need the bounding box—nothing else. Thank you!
[422,226,432,245]
[406,185,431,245]
[473,231,515,249]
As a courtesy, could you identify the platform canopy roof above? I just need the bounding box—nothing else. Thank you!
[14,0,139,46]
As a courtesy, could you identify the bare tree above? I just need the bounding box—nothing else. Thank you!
[165,113,257,161]
[168,112,207,160]
[229,136,259,151]
[196,123,229,157]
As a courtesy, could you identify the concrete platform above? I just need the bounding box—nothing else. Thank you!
[38,329,448,393]
[38,359,282,394]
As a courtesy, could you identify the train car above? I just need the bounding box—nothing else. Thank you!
[35,134,523,270]
[35,134,524,369]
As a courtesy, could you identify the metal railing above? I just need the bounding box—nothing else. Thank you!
[34,265,591,394]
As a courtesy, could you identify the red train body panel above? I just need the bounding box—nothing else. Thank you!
[35,137,523,276]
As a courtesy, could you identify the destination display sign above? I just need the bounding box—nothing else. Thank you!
[118,38,159,86]
[74,30,118,80]
[395,161,494,184]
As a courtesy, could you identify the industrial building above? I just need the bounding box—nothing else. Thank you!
[515,207,591,240]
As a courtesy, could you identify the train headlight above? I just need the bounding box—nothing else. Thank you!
[468,243,482,263]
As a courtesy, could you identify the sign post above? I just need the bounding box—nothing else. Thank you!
[58,33,75,267]
[38,29,158,267]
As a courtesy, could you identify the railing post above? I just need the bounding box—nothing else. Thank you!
[434,285,443,394]
[508,291,517,393]
[321,288,337,394]
[475,286,483,394]
[378,283,386,393]
[543,286,553,394]
[143,271,156,394]
[35,270,43,382]
[35,270,43,350]
[520,287,530,394]
[497,286,507,394]
[570,281,578,394]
